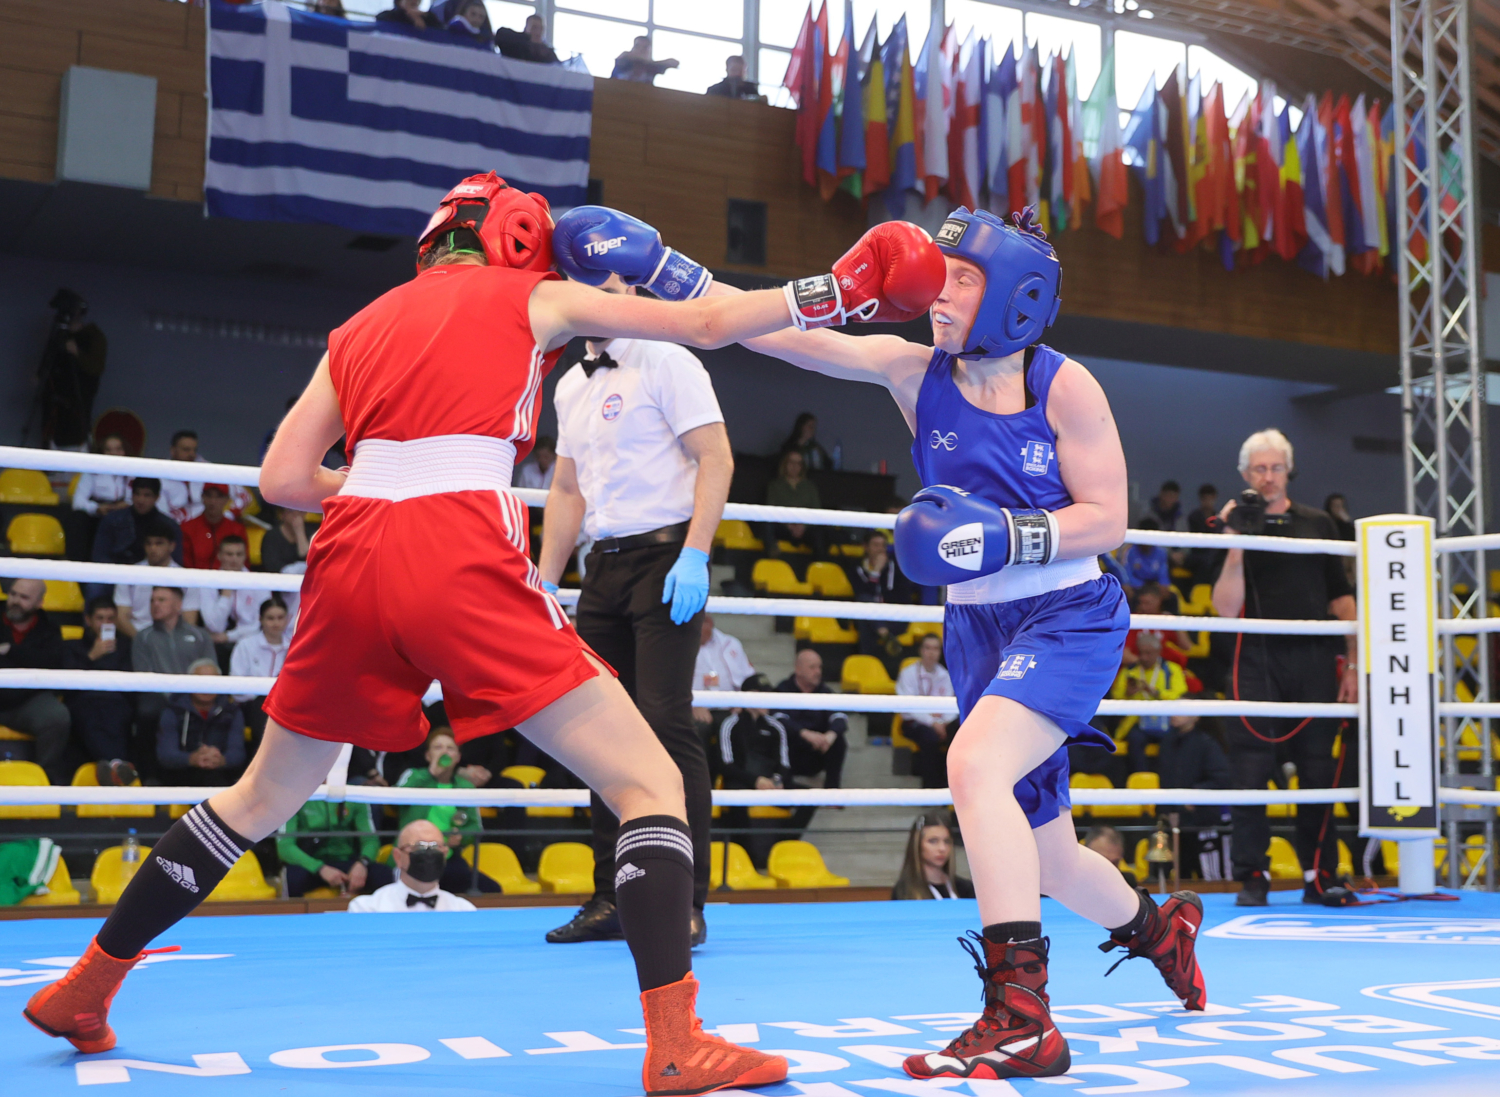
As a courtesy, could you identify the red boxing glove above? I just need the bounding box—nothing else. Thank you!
[784,222,946,330]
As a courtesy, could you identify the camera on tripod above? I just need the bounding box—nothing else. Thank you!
[1226,490,1292,536]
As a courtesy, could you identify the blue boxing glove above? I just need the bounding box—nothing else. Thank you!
[552,205,712,301]
[894,485,1058,587]
[661,546,711,625]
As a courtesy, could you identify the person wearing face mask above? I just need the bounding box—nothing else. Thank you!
[347,820,476,912]
[393,728,499,893]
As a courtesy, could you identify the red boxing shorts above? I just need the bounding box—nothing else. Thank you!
[264,439,600,752]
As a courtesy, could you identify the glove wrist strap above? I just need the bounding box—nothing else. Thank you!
[643,248,712,301]
[1004,508,1059,567]
[784,273,844,330]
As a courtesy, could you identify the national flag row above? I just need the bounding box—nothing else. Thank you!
[785,0,1458,278]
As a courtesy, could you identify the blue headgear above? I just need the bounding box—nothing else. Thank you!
[933,207,1061,359]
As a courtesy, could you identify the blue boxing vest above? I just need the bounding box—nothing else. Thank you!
[911,344,1074,512]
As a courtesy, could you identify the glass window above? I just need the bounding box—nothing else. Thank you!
[1189,45,1257,114]
[1115,28,1184,101]
[948,0,1021,50]
[483,1,537,34]
[1026,12,1101,100]
[765,2,928,54]
[553,12,645,78]
[556,0,648,20]
[653,0,742,39]
[652,30,740,94]
[759,46,795,106]
[759,0,809,49]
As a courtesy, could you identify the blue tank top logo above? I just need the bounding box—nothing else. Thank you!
[929,429,958,451]
[1021,440,1054,476]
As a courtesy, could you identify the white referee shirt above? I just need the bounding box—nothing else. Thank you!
[553,338,724,541]
[346,879,476,913]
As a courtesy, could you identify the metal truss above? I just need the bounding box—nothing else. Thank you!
[1392,0,1493,889]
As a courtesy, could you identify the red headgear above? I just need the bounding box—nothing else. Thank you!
[416,172,554,273]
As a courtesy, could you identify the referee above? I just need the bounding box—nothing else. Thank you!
[539,275,732,947]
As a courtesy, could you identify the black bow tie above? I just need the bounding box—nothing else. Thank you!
[582,351,616,378]
[406,892,438,908]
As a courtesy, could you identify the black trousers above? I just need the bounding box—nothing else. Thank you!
[1227,638,1347,882]
[576,540,712,910]
[789,731,847,788]
[284,858,394,897]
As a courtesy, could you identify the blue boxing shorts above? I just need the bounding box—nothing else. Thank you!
[943,573,1129,828]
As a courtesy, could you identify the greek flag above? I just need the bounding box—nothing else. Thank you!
[206,0,592,237]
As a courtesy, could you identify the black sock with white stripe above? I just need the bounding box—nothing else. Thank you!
[96,803,250,960]
[613,814,694,992]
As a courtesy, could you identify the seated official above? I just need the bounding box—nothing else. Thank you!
[1157,713,1233,881]
[62,596,135,766]
[895,634,956,789]
[773,650,848,791]
[156,659,246,786]
[1110,632,1188,772]
[278,799,394,898]
[113,519,200,638]
[347,820,477,912]
[0,578,72,784]
[891,814,973,900]
[395,728,499,893]
[1083,824,1139,889]
[227,595,290,756]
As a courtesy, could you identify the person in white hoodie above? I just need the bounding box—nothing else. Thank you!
[228,595,290,756]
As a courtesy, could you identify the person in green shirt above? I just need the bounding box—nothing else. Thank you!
[763,448,824,557]
[277,799,393,897]
[395,727,499,893]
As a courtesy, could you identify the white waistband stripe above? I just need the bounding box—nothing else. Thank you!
[340,435,518,501]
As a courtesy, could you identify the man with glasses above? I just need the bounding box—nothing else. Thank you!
[1210,428,1357,907]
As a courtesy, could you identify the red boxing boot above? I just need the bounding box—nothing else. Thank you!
[23,939,179,1053]
[1099,888,1207,1011]
[903,933,1070,1081]
[640,973,788,1095]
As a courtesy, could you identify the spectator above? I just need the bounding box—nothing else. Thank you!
[514,434,557,490]
[394,728,499,893]
[92,478,181,570]
[1156,713,1233,881]
[1187,484,1219,534]
[1110,631,1188,772]
[1119,517,1171,592]
[850,530,910,672]
[179,485,247,570]
[692,614,754,747]
[444,0,491,43]
[201,537,265,651]
[0,579,71,783]
[72,435,130,516]
[430,0,491,35]
[114,517,201,638]
[779,412,831,471]
[62,596,135,768]
[260,505,311,574]
[773,649,848,792]
[612,35,678,83]
[228,595,290,756]
[132,586,215,748]
[1324,493,1355,540]
[156,660,245,786]
[157,430,204,524]
[1083,824,1138,888]
[891,814,972,899]
[1122,582,1192,670]
[1149,480,1182,530]
[495,13,558,63]
[278,798,393,898]
[34,288,105,450]
[895,634,956,788]
[310,0,345,14]
[706,55,762,100]
[347,819,477,912]
[717,679,793,792]
[375,0,435,29]
[764,449,822,556]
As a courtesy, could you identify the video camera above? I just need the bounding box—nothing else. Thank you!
[1225,490,1293,536]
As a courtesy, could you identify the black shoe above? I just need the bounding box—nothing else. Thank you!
[545,897,622,943]
[1304,872,1357,906]
[1235,871,1270,907]
[690,908,707,948]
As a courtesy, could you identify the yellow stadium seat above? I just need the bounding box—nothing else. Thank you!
[92,845,150,904]
[500,763,571,818]
[42,580,84,613]
[1185,630,1211,659]
[841,654,895,694]
[748,805,793,819]
[1464,834,1486,876]
[751,558,813,595]
[838,543,867,556]
[302,887,341,900]
[1266,778,1297,818]
[0,760,58,819]
[20,852,80,906]
[715,520,763,552]
[895,621,944,647]
[891,714,921,753]
[460,842,542,894]
[775,540,813,555]
[60,625,83,641]
[1126,771,1159,815]
[1181,584,1216,616]
[246,525,267,567]
[710,842,778,890]
[1133,838,1151,882]
[805,617,859,644]
[376,843,393,864]
[1381,839,1400,874]
[538,842,594,892]
[807,561,853,598]
[1069,772,1112,818]
[1267,836,1301,879]
[1454,635,1479,664]
[793,616,813,639]
[1338,839,1354,878]
[0,469,59,505]
[7,513,65,556]
[767,840,848,887]
[72,762,155,819]
[169,803,192,820]
[205,851,278,901]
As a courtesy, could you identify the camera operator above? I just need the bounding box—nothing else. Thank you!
[29,289,107,450]
[1210,429,1356,907]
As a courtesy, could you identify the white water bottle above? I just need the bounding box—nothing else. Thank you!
[121,829,141,882]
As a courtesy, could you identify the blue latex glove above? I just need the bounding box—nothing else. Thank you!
[542,580,559,596]
[661,546,710,626]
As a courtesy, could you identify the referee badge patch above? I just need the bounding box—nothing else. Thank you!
[997,654,1037,680]
[602,393,623,421]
